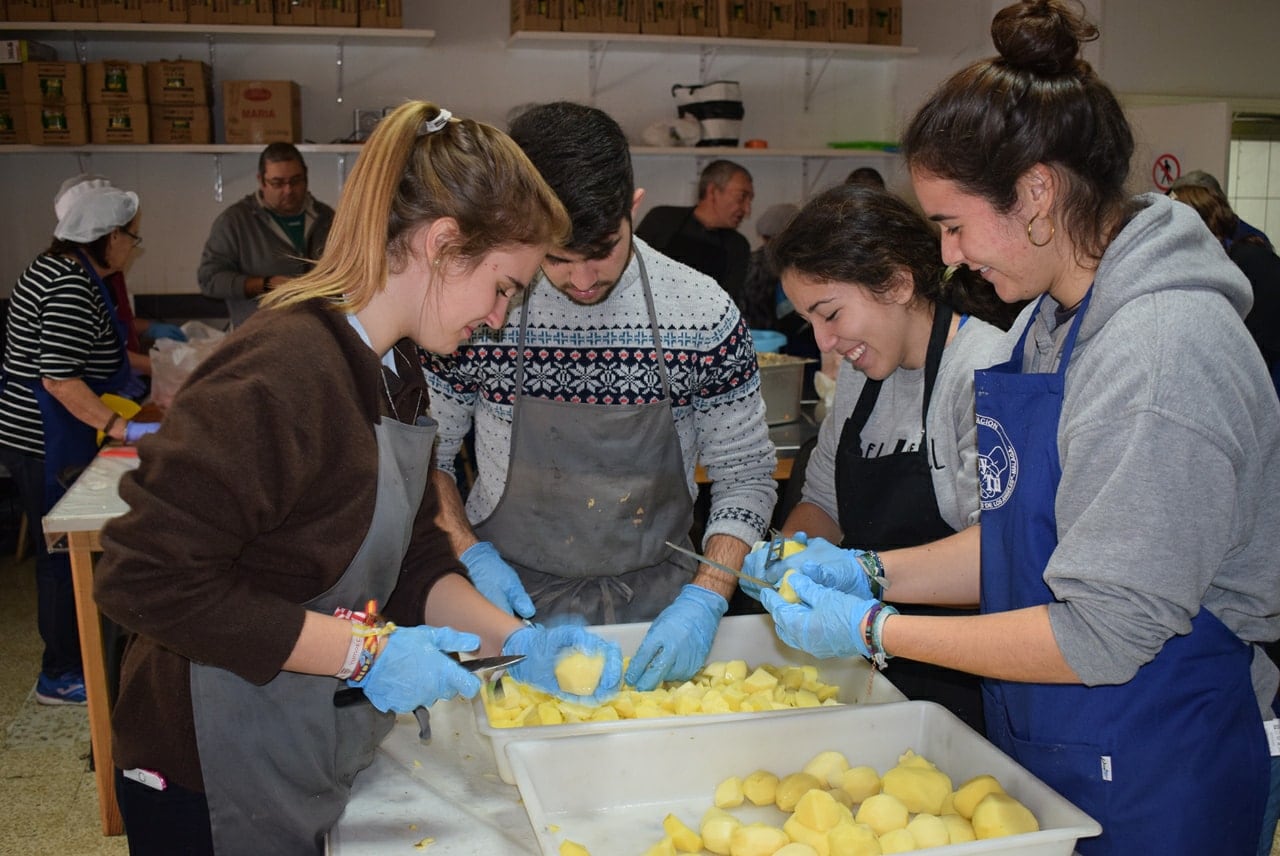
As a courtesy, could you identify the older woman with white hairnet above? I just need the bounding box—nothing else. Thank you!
[0,176,161,706]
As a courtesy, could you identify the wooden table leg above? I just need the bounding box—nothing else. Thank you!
[66,531,123,836]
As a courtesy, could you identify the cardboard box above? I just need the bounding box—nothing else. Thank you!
[51,0,96,20]
[0,39,57,63]
[357,0,399,28]
[680,0,718,37]
[25,102,88,144]
[314,0,355,26]
[760,0,793,39]
[86,60,147,104]
[140,0,188,22]
[146,60,212,105]
[868,0,899,44]
[0,65,22,107]
[0,105,30,145]
[21,61,83,105]
[90,101,148,143]
[561,0,599,32]
[150,103,211,143]
[6,0,54,21]
[640,0,679,34]
[718,0,759,37]
[831,0,867,42]
[274,0,314,24]
[222,79,300,143]
[97,0,142,21]
[228,0,271,24]
[600,0,639,33]
[186,0,230,23]
[511,0,559,32]
[794,0,830,41]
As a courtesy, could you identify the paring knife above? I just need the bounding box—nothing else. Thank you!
[458,654,525,677]
[664,540,776,590]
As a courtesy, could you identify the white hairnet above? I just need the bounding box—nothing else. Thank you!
[53,174,139,243]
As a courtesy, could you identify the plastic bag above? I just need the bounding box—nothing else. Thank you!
[148,321,226,408]
[671,80,743,147]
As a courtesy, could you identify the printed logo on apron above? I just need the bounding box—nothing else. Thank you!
[976,413,1018,510]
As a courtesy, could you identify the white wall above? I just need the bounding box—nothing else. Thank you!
[2,0,1278,299]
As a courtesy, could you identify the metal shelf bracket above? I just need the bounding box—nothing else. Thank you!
[587,40,608,101]
[699,44,720,82]
[804,50,834,112]
[335,39,345,104]
[212,153,224,203]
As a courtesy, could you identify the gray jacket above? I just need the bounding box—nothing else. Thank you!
[197,192,334,327]
[1025,193,1280,716]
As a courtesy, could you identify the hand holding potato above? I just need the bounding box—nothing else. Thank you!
[502,622,623,704]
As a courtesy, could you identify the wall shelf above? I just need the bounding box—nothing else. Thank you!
[509,29,914,108]
[0,20,435,46]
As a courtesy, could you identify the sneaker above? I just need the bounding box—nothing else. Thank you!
[35,671,87,706]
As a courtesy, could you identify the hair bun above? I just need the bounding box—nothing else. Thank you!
[991,0,1097,76]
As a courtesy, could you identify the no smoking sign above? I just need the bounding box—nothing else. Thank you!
[1152,153,1181,191]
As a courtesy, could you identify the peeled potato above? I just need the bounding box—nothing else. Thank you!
[559,841,591,856]
[742,769,780,806]
[880,764,952,815]
[641,838,676,856]
[775,844,821,856]
[729,822,790,856]
[877,827,917,853]
[662,813,703,853]
[554,651,605,696]
[775,772,823,812]
[971,793,1039,839]
[781,816,829,855]
[826,821,880,856]
[952,774,1005,819]
[905,814,949,848]
[940,813,976,843]
[715,775,746,808]
[778,568,802,603]
[702,808,742,855]
[839,766,881,803]
[792,788,845,832]
[854,793,909,836]
[802,750,851,789]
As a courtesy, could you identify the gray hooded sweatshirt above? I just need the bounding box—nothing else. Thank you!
[1018,193,1280,717]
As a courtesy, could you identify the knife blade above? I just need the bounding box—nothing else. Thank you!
[458,654,525,677]
[664,540,776,591]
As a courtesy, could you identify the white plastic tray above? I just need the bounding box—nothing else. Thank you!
[507,700,1102,856]
[475,612,906,784]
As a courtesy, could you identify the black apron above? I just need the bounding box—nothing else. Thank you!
[473,254,696,624]
[190,374,434,855]
[834,304,985,732]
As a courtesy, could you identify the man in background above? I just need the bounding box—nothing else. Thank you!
[636,159,753,303]
[197,143,334,327]
[1170,169,1272,249]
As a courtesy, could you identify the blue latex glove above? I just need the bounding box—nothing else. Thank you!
[349,624,482,713]
[760,567,877,659]
[624,584,729,691]
[145,322,187,342]
[460,541,536,619]
[740,532,875,601]
[502,622,623,705]
[124,421,161,444]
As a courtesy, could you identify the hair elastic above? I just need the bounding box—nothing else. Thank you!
[420,108,453,135]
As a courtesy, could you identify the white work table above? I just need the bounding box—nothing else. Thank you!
[327,698,541,854]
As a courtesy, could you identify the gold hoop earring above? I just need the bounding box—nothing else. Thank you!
[1026,214,1054,248]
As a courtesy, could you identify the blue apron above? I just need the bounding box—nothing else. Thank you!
[19,251,131,512]
[975,291,1268,854]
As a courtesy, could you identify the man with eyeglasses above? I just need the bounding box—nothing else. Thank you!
[197,143,334,327]
[636,159,754,307]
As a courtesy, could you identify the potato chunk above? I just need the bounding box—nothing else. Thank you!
[641,839,676,856]
[778,568,802,603]
[971,792,1039,839]
[952,774,1005,819]
[559,841,591,856]
[839,766,881,803]
[940,813,975,843]
[853,793,909,836]
[905,814,948,848]
[553,651,606,696]
[702,807,742,855]
[663,813,703,853]
[715,775,746,808]
[792,788,845,832]
[742,769,780,806]
[775,772,822,812]
[877,827,917,853]
[729,822,790,856]
[802,750,851,789]
[826,821,881,856]
[880,764,952,815]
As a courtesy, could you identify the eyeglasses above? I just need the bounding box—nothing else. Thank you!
[263,175,307,190]
[119,227,142,247]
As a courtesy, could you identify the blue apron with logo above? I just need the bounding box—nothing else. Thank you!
[975,291,1267,855]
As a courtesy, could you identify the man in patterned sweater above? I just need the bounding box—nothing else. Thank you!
[426,102,777,692]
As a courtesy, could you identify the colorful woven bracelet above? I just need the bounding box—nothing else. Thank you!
[858,550,886,599]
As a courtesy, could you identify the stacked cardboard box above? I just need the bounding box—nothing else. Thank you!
[187,0,230,23]
[140,0,188,22]
[88,59,148,143]
[512,0,560,32]
[274,0,315,25]
[147,59,213,143]
[222,79,300,143]
[51,0,95,20]
[98,0,142,21]
[357,0,398,28]
[0,59,29,144]
[868,0,900,44]
[681,0,718,37]
[561,0,599,33]
[23,61,87,144]
[761,0,795,39]
[315,0,355,26]
[794,0,830,40]
[601,0,639,33]
[6,0,55,20]
[640,0,679,34]
[830,0,867,42]
[228,0,271,24]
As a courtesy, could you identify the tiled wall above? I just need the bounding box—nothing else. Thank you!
[1228,140,1280,244]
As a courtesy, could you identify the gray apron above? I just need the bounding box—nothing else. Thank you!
[473,254,695,624]
[190,408,437,855]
